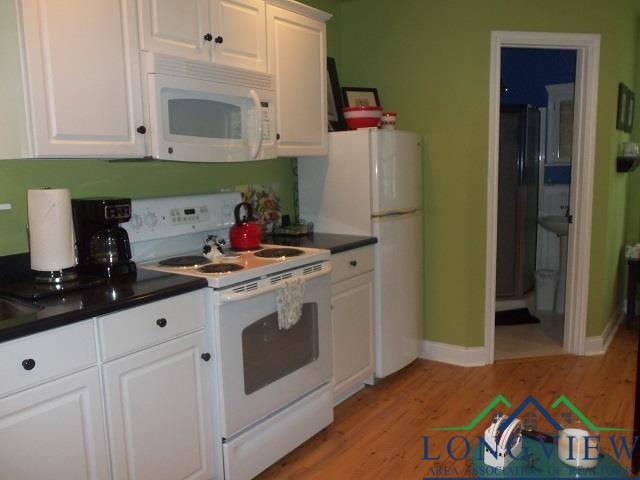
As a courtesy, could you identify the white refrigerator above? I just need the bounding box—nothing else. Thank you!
[298,128,423,378]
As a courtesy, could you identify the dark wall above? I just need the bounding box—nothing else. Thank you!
[501,48,577,107]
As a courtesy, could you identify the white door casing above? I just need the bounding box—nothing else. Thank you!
[485,31,600,363]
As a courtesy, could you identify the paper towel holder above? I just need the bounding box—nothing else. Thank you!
[34,267,79,284]
[27,187,79,284]
[26,223,79,284]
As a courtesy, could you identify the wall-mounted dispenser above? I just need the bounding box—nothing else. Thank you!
[617,142,640,172]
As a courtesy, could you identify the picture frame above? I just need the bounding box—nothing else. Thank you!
[327,57,346,131]
[342,87,381,108]
[617,83,635,133]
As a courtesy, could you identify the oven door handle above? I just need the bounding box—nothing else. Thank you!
[218,264,332,304]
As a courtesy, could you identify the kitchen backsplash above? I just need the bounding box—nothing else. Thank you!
[0,158,296,256]
[236,183,282,233]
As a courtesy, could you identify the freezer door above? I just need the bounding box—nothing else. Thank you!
[298,129,373,236]
[370,130,422,215]
[372,210,423,378]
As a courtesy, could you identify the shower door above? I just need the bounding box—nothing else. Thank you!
[496,105,540,298]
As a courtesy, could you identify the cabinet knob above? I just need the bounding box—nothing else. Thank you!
[214,36,224,44]
[204,33,213,42]
[276,133,281,140]
[156,318,167,328]
[350,260,358,267]
[136,125,146,134]
[201,353,211,362]
[22,358,36,371]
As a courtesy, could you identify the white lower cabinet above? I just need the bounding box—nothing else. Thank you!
[0,367,109,480]
[103,330,215,480]
[0,290,218,480]
[330,246,375,404]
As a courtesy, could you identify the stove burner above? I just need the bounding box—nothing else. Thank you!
[198,263,244,274]
[159,256,211,268]
[254,248,305,258]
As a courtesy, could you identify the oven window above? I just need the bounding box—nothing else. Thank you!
[168,98,242,139]
[242,303,319,395]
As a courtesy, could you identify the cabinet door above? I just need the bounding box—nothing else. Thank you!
[331,272,374,402]
[267,5,327,156]
[0,368,109,480]
[137,0,210,61]
[103,331,216,480]
[210,0,267,72]
[19,0,145,157]
[545,83,575,164]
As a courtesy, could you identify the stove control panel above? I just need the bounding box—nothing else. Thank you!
[124,192,241,242]
[170,206,210,225]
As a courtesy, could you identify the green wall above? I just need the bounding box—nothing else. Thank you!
[333,0,640,344]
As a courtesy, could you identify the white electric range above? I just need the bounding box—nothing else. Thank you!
[124,192,333,480]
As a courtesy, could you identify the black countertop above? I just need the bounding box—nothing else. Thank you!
[0,254,207,343]
[264,232,377,254]
[0,234,375,343]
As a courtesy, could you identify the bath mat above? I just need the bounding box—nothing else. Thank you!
[495,308,541,326]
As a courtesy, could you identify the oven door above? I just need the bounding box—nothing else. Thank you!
[147,73,276,162]
[213,267,332,438]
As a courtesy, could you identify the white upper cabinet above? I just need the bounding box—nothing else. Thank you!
[211,0,267,71]
[18,0,146,158]
[11,0,330,159]
[137,0,210,61]
[267,3,329,157]
[137,0,267,72]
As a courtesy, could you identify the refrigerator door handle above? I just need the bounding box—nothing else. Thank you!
[371,208,420,218]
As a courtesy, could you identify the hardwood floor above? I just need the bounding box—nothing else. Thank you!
[258,325,637,479]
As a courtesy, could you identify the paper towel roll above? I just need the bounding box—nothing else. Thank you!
[28,188,76,271]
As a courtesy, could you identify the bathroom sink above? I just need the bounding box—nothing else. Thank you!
[538,215,570,236]
[0,298,41,322]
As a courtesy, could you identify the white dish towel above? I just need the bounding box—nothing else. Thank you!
[276,277,305,330]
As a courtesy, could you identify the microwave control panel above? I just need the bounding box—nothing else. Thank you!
[261,101,274,143]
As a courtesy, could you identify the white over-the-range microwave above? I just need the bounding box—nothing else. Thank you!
[143,52,277,162]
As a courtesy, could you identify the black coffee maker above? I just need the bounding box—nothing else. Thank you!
[72,198,136,277]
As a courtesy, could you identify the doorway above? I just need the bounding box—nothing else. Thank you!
[484,32,600,363]
[494,48,576,360]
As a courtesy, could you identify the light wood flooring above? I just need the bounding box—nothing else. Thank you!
[258,325,637,479]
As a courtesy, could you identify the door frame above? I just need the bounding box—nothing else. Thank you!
[484,31,600,363]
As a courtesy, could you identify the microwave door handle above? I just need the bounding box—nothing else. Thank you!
[249,89,264,160]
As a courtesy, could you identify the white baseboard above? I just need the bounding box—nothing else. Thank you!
[584,311,622,356]
[420,340,488,367]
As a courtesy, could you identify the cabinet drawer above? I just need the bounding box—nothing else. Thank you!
[98,290,207,361]
[330,245,375,284]
[0,320,97,398]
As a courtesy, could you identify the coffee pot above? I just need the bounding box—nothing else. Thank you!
[72,198,136,277]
